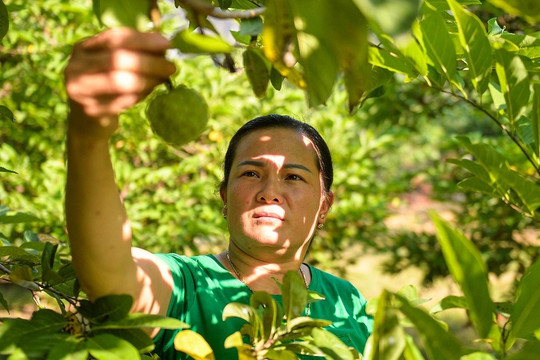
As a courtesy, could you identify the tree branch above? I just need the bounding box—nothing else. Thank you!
[177,0,265,19]
[438,88,540,176]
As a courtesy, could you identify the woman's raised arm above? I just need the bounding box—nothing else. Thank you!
[64,28,176,316]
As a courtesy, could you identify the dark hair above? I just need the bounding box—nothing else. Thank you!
[220,114,333,194]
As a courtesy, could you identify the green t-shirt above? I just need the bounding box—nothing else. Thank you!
[153,254,373,359]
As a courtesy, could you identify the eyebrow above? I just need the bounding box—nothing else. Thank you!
[237,160,313,173]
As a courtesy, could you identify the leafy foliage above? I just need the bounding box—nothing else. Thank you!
[1,0,540,359]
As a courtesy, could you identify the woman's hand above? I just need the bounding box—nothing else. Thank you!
[65,28,176,139]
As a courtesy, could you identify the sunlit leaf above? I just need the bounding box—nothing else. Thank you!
[92,313,189,330]
[395,293,464,359]
[47,337,88,360]
[353,0,420,38]
[171,30,232,54]
[509,258,540,340]
[264,348,299,359]
[532,83,540,156]
[494,48,530,124]
[430,213,494,338]
[93,0,151,31]
[418,3,458,87]
[366,290,406,360]
[310,328,354,360]
[87,334,140,360]
[402,334,424,360]
[460,352,496,359]
[486,0,540,24]
[261,0,295,64]
[0,210,40,224]
[282,271,308,322]
[174,330,215,360]
[447,0,492,95]
[505,341,540,360]
[0,0,7,42]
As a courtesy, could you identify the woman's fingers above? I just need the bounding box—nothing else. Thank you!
[65,28,176,122]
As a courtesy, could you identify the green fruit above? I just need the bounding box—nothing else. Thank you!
[146,85,209,146]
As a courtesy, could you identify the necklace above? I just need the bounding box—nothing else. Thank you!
[225,250,308,289]
[225,251,311,315]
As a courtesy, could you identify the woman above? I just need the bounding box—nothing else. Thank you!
[64,28,372,359]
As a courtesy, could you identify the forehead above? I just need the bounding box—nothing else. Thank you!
[233,128,319,168]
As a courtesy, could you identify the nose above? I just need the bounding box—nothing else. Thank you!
[257,178,282,204]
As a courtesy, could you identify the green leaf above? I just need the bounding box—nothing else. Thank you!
[310,328,354,360]
[505,341,540,360]
[430,213,494,338]
[460,352,496,360]
[0,246,40,263]
[447,0,492,94]
[486,0,540,24]
[9,265,40,290]
[222,302,261,338]
[353,0,421,38]
[250,291,279,341]
[0,291,9,313]
[282,271,308,322]
[264,348,299,360]
[0,0,7,41]
[78,294,133,324]
[0,105,14,123]
[96,328,155,354]
[509,258,540,340]
[0,167,17,174]
[92,313,189,330]
[487,18,504,35]
[46,337,88,360]
[239,17,263,37]
[93,0,151,31]
[366,290,406,360]
[494,48,530,124]
[295,26,338,107]
[261,0,295,64]
[243,48,270,99]
[395,293,464,360]
[0,309,67,353]
[454,136,540,215]
[532,83,540,156]
[500,33,540,60]
[173,330,215,360]
[402,334,424,360]
[171,30,232,54]
[368,47,416,77]
[0,210,40,224]
[270,66,285,90]
[287,317,332,331]
[419,3,458,87]
[87,334,140,360]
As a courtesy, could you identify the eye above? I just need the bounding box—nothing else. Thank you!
[242,171,259,178]
[286,174,304,181]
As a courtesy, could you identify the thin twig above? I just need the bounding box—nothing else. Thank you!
[0,263,11,274]
[437,88,540,176]
[177,0,265,19]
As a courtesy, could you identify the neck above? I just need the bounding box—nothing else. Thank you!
[219,247,310,294]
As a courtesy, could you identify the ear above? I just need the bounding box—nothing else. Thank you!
[318,191,334,224]
[220,186,227,204]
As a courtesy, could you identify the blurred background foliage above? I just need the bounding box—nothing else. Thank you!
[1,0,538,293]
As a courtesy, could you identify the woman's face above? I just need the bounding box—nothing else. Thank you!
[222,127,332,262]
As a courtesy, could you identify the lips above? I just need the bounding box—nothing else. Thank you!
[253,211,284,221]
